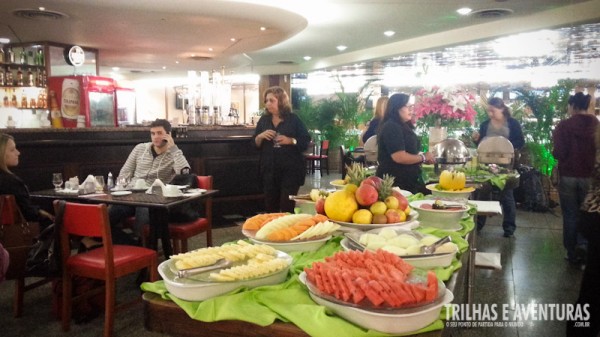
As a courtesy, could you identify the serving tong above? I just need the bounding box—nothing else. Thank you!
[344,233,453,258]
[176,258,231,279]
[420,236,451,254]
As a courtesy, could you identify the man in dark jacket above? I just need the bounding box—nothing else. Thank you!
[553,92,599,264]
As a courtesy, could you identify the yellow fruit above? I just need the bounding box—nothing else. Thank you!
[398,210,407,222]
[404,206,411,216]
[370,201,387,215]
[344,183,358,193]
[439,170,466,190]
[352,209,373,224]
[324,190,358,222]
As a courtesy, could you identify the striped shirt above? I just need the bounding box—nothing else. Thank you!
[118,142,190,186]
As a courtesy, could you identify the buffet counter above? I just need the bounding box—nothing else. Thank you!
[7,126,265,218]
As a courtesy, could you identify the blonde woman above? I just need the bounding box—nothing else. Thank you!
[360,96,388,146]
[0,133,54,228]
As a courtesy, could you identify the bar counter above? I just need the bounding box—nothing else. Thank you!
[7,125,265,219]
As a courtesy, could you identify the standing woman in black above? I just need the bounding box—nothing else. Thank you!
[253,86,311,212]
[376,93,434,194]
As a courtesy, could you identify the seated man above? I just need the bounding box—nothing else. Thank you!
[109,119,191,244]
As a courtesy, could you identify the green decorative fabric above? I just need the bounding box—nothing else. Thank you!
[141,204,475,337]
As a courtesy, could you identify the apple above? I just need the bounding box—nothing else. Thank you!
[361,176,383,189]
[370,201,387,215]
[384,195,400,210]
[355,184,379,206]
[392,190,409,211]
[372,214,388,224]
[315,198,326,215]
[385,209,401,223]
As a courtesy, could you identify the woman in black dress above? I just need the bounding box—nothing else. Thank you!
[376,93,434,194]
[253,86,311,212]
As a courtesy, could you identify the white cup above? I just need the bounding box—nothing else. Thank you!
[134,179,147,189]
[163,185,182,197]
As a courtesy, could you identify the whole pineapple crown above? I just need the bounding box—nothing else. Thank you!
[345,163,368,186]
[378,174,395,200]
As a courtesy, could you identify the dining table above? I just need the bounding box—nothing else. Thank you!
[30,188,218,257]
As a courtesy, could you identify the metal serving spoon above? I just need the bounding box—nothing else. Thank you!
[420,236,451,254]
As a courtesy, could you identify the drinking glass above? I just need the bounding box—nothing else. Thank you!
[52,173,63,191]
[95,175,105,192]
[273,132,281,148]
[116,175,130,190]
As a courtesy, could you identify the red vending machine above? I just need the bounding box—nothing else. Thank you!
[48,76,117,127]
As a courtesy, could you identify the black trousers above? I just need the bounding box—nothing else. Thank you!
[567,210,600,337]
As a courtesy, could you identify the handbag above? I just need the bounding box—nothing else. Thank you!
[0,195,38,280]
[26,200,65,277]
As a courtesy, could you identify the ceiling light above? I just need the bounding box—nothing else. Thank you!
[208,47,213,51]
[230,38,236,42]
[112,67,120,71]
[384,31,395,37]
[303,56,312,61]
[457,7,472,15]
[260,27,266,31]
[336,45,347,51]
[0,38,10,44]
[162,66,166,70]
[175,61,179,64]
[38,7,45,11]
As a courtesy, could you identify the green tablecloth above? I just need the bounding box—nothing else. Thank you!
[141,214,475,337]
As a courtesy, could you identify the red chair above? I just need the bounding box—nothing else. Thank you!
[0,195,51,318]
[168,175,213,253]
[305,140,330,174]
[140,175,213,255]
[56,201,158,337]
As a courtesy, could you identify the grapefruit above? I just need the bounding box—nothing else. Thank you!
[324,190,358,222]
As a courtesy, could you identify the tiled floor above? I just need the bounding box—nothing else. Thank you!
[0,172,584,336]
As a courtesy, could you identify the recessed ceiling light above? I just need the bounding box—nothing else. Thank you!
[175,61,179,64]
[457,7,472,15]
[337,45,347,51]
[230,38,236,42]
[162,66,166,70]
[208,47,213,51]
[384,31,395,37]
[112,67,120,71]
[0,37,10,44]
[260,26,266,31]
[38,7,45,11]
[303,56,312,61]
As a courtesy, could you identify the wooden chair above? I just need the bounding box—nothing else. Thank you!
[56,200,158,337]
[363,136,378,166]
[0,195,52,318]
[305,140,330,174]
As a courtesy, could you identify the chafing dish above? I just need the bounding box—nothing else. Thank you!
[430,138,470,174]
[477,136,515,167]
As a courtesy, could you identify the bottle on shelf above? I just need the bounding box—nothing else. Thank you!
[0,47,5,63]
[16,67,23,86]
[107,172,114,189]
[19,48,26,64]
[35,49,44,66]
[3,93,8,107]
[30,97,36,108]
[11,90,17,107]
[6,116,16,128]
[27,68,34,86]
[41,69,47,87]
[7,47,14,64]
[0,69,4,86]
[49,90,63,128]
[6,67,13,86]
[20,90,27,109]
[37,91,45,109]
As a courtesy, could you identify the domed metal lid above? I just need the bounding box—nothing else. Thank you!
[431,138,471,164]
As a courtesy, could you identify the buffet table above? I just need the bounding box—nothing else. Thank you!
[140,209,476,337]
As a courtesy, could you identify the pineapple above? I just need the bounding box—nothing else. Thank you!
[377,174,395,200]
[345,163,368,186]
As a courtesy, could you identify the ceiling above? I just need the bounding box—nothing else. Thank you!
[1,0,599,79]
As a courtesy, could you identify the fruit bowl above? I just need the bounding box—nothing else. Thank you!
[332,210,419,230]
[426,184,474,199]
[159,250,292,301]
[341,228,458,268]
[299,272,453,334]
[409,199,468,231]
[243,229,331,253]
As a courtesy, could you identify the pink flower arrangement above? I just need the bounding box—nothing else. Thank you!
[413,86,477,127]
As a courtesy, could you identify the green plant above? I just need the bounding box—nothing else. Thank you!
[510,79,575,175]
